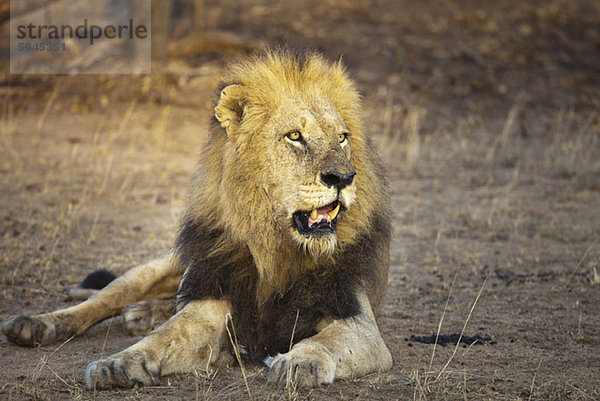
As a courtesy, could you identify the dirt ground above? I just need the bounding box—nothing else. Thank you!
[1,0,599,400]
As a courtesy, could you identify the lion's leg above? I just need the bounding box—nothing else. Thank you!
[266,292,392,387]
[2,251,181,347]
[85,299,233,390]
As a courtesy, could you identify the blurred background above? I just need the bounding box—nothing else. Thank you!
[0,0,599,400]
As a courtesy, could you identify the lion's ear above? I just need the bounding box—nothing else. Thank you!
[214,84,246,136]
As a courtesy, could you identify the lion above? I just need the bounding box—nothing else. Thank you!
[2,49,393,389]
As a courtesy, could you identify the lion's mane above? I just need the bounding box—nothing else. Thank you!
[175,49,390,358]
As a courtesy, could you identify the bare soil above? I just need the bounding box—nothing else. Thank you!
[1,0,599,400]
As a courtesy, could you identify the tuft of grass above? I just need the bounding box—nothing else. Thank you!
[378,86,425,171]
[225,313,254,401]
[591,267,600,286]
[485,91,527,162]
[566,234,599,286]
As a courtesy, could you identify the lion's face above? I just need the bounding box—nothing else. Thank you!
[257,96,358,256]
[212,52,373,261]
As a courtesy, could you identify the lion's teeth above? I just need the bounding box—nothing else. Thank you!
[328,202,341,220]
[310,209,318,220]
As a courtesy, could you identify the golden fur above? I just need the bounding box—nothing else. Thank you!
[2,50,392,389]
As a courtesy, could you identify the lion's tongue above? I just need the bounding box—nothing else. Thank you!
[308,203,339,226]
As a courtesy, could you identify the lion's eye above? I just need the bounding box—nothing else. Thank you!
[338,133,348,144]
[286,130,302,141]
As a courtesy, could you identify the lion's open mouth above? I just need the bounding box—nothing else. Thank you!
[292,201,342,235]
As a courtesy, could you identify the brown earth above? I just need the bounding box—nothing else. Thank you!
[1,0,599,400]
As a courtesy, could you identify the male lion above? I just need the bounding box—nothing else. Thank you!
[2,49,392,389]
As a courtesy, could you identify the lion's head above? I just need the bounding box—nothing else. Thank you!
[189,50,386,292]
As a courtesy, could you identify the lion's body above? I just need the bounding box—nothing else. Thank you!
[3,49,393,389]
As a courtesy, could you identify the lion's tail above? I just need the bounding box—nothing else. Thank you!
[68,269,117,300]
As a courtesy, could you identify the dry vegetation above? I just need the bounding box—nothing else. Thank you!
[1,0,599,400]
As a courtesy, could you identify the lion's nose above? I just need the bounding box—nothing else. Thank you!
[320,170,356,189]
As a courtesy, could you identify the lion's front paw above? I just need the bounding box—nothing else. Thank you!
[265,343,336,387]
[2,315,56,347]
[85,355,160,390]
